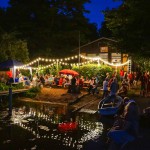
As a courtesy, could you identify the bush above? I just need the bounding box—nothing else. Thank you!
[73,64,112,85]
[14,82,24,89]
[24,91,37,98]
[0,83,9,91]
[23,87,41,98]
[29,87,41,93]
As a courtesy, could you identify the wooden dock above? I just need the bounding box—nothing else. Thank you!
[0,89,29,96]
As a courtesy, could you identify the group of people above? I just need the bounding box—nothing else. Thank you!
[107,97,139,149]
[102,73,128,100]
[100,70,150,149]
[31,74,84,89]
[102,69,150,100]
[1,68,149,98]
[119,69,150,97]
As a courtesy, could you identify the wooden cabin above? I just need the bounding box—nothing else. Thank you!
[74,37,129,71]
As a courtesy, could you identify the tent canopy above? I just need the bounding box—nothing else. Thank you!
[0,59,23,69]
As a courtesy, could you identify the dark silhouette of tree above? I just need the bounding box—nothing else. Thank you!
[104,0,150,57]
[0,32,29,63]
[99,21,112,38]
[0,0,99,59]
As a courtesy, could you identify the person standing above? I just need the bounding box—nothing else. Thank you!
[71,75,76,86]
[140,72,148,97]
[120,69,124,81]
[70,75,76,93]
[110,78,118,96]
[102,78,109,98]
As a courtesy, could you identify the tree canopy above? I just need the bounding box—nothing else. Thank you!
[0,32,29,63]
[104,0,150,57]
[0,0,98,59]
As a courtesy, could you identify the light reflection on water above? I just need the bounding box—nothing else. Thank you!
[0,101,104,150]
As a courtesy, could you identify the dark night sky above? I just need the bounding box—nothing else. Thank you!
[0,0,122,29]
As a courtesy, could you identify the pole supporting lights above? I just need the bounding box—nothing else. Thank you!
[78,31,81,68]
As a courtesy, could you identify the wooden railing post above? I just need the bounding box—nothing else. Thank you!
[8,87,12,115]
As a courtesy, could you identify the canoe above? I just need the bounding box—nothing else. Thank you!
[98,95,123,116]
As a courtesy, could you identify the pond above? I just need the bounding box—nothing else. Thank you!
[0,100,110,150]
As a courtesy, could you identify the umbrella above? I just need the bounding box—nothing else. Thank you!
[0,59,23,69]
[59,69,79,76]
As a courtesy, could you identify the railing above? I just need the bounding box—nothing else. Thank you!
[0,88,29,96]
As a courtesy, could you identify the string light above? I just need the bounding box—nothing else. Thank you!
[80,55,130,67]
[15,54,129,70]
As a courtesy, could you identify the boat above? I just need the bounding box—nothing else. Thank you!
[98,95,123,116]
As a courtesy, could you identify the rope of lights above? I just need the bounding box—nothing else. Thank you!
[17,54,129,69]
[19,55,79,68]
[80,54,130,67]
[38,60,94,70]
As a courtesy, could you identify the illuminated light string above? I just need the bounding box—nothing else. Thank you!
[18,67,38,70]
[38,60,94,70]
[17,54,130,69]
[80,54,130,67]
[19,55,79,68]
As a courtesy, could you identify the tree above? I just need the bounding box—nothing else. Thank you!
[0,0,98,58]
[99,21,112,38]
[0,32,29,63]
[104,0,150,57]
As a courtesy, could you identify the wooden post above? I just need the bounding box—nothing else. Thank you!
[8,87,12,115]
[78,31,80,68]
[56,59,59,75]
[37,59,39,76]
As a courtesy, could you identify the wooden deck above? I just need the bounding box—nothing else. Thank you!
[0,89,29,96]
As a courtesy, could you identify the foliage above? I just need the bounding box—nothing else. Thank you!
[38,64,73,76]
[99,21,112,38]
[13,82,24,89]
[29,86,41,93]
[0,82,24,91]
[19,69,31,77]
[72,64,112,84]
[23,86,41,98]
[104,0,150,58]
[133,55,150,72]
[0,32,29,63]
[0,0,98,59]
[0,83,9,91]
[38,64,63,76]
[24,91,37,98]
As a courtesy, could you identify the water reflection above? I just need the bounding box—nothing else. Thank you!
[0,101,104,150]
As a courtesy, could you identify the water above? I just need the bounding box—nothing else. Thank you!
[0,100,107,150]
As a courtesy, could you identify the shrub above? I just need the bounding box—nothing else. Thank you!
[24,91,37,98]
[29,87,41,93]
[23,87,41,98]
[0,83,9,91]
[73,64,112,85]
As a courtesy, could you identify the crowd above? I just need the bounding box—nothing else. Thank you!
[100,70,150,149]
[0,69,150,97]
[107,97,140,149]
[102,69,150,99]
[0,69,150,149]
